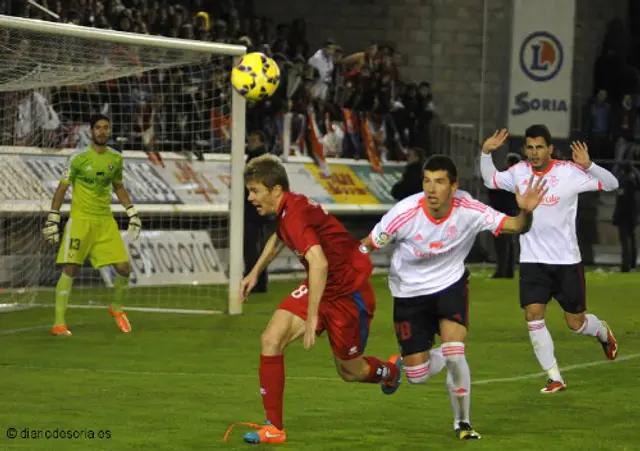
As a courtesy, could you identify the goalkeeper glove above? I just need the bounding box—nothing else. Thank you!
[126,205,142,241]
[43,211,61,245]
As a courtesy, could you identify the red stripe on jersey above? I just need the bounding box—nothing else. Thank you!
[492,173,499,189]
[455,199,487,213]
[494,215,507,237]
[387,208,419,235]
[597,181,602,191]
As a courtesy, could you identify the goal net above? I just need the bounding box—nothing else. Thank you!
[0,15,247,315]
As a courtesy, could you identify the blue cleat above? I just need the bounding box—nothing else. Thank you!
[381,355,403,395]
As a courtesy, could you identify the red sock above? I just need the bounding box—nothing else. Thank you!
[259,354,285,430]
[362,356,398,383]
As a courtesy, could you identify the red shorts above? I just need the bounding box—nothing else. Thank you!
[278,279,376,360]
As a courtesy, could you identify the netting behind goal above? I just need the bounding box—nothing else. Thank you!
[0,16,246,314]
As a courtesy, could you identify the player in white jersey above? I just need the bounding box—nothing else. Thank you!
[479,125,620,394]
[361,155,547,440]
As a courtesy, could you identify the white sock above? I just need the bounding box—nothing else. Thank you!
[404,348,447,384]
[575,314,608,344]
[528,320,563,382]
[442,342,471,428]
[446,370,462,429]
[428,347,446,377]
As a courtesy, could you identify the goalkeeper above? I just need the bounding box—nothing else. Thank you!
[43,115,141,336]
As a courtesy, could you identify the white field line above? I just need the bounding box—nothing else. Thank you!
[1,353,638,384]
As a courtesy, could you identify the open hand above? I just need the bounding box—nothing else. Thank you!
[515,175,548,213]
[570,141,591,170]
[482,129,509,154]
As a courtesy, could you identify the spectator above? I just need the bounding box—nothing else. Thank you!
[583,89,612,160]
[391,147,424,200]
[488,153,521,279]
[612,161,640,272]
[612,93,637,163]
[4,1,439,169]
[307,39,336,102]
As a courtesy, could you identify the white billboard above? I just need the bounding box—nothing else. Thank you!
[507,0,576,138]
[100,230,228,287]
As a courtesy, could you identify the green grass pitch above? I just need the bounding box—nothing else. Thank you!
[1,270,639,450]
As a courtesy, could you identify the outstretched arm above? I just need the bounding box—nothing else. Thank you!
[571,141,619,192]
[501,175,547,234]
[480,129,516,192]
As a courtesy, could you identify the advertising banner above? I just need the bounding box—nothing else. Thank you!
[121,230,227,286]
[0,151,405,212]
[507,0,576,138]
[350,165,404,204]
[304,163,381,205]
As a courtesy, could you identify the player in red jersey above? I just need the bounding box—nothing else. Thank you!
[225,154,402,445]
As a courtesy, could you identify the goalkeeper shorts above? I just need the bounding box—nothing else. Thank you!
[56,217,128,268]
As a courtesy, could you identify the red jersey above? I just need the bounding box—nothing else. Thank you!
[276,192,373,299]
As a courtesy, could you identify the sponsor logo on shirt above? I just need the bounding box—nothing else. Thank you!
[540,194,560,206]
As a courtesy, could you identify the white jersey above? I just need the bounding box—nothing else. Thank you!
[482,156,619,264]
[370,191,507,297]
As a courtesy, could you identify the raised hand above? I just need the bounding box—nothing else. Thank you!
[570,141,592,170]
[482,129,509,154]
[515,175,548,213]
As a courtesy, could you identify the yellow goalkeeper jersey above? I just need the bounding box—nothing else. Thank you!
[60,145,124,219]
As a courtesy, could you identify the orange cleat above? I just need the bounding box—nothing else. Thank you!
[222,421,286,444]
[381,354,403,395]
[109,305,131,333]
[51,324,72,336]
[540,379,566,394]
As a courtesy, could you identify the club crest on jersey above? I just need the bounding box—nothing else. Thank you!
[445,224,457,240]
[108,162,114,171]
[374,232,391,247]
[548,175,559,187]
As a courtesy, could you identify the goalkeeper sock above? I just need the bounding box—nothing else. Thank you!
[54,273,73,326]
[111,273,129,312]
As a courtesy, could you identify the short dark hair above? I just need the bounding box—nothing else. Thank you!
[525,124,552,145]
[422,154,458,184]
[90,114,110,129]
[249,130,266,143]
[409,147,425,161]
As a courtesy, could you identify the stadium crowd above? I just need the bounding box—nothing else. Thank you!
[0,0,436,166]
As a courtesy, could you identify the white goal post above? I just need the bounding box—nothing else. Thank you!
[0,15,247,315]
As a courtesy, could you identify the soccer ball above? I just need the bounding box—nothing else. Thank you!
[230,52,280,102]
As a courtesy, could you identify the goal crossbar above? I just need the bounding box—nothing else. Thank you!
[0,15,247,315]
[0,15,246,56]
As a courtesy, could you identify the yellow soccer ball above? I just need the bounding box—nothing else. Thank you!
[231,52,281,102]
